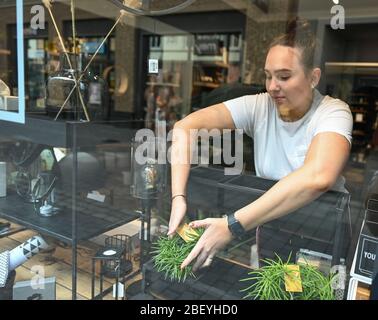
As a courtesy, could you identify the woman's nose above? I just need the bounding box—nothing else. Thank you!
[268,78,280,92]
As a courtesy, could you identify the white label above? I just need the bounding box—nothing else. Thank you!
[88,83,102,105]
[113,282,124,298]
[355,113,364,122]
[87,191,106,203]
[148,59,159,74]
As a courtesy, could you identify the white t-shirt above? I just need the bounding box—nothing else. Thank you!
[224,90,353,191]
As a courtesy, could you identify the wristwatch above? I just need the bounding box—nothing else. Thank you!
[226,212,246,240]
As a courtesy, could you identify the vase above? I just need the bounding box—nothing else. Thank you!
[86,65,109,121]
[46,53,108,121]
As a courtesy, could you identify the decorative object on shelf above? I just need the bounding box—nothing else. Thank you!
[103,234,133,278]
[108,0,196,16]
[0,235,49,289]
[57,151,105,192]
[0,79,11,96]
[151,226,204,282]
[240,253,337,300]
[91,234,133,300]
[131,138,166,200]
[42,0,124,121]
[32,171,59,217]
[0,78,15,112]
[126,137,167,298]
[46,53,108,121]
[86,62,109,120]
[10,142,61,216]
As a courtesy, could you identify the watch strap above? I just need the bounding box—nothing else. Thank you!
[227,212,245,240]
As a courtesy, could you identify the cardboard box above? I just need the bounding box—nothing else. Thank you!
[13,277,56,300]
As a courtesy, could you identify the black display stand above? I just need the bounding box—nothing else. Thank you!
[0,116,140,300]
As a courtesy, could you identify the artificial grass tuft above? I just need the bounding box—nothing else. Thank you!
[151,228,205,282]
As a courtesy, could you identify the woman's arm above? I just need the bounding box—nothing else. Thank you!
[235,132,350,229]
[182,132,351,270]
[168,103,235,236]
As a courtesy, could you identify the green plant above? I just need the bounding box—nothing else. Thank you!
[151,228,205,282]
[240,254,336,300]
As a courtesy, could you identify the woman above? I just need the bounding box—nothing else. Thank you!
[168,19,353,272]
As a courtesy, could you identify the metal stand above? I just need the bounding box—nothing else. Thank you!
[91,247,124,300]
[125,198,154,299]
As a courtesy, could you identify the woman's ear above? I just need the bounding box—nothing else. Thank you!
[311,68,321,87]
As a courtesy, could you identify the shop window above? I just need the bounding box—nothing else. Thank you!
[0,0,25,124]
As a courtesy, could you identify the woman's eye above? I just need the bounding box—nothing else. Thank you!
[279,76,290,81]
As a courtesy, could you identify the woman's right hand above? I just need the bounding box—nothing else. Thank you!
[167,196,187,237]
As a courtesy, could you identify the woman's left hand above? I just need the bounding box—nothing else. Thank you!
[181,217,233,272]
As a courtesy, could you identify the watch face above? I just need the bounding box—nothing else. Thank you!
[109,0,196,16]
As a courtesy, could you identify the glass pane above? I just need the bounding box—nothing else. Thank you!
[0,0,25,123]
[1,0,378,300]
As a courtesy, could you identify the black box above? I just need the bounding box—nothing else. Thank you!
[142,257,252,300]
[219,174,350,265]
[353,220,378,279]
[187,166,233,214]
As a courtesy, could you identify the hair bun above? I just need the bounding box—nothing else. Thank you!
[286,17,312,39]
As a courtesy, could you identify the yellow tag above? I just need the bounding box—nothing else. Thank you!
[284,265,303,293]
[176,223,199,243]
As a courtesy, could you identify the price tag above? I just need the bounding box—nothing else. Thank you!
[284,265,303,293]
[176,223,199,243]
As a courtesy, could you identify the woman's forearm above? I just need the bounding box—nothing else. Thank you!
[170,121,195,197]
[235,166,332,231]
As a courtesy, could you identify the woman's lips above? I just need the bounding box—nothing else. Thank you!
[274,96,286,104]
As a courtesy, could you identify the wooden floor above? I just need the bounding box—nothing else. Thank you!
[0,221,142,300]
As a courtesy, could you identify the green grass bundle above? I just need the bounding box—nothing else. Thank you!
[151,228,205,282]
[240,254,336,300]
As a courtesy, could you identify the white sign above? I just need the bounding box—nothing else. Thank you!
[148,59,159,74]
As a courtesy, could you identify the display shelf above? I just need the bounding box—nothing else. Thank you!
[146,82,180,87]
[184,167,350,268]
[193,61,229,68]
[0,115,140,300]
[0,193,139,244]
[0,115,137,148]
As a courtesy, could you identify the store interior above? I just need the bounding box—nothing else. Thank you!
[0,0,378,300]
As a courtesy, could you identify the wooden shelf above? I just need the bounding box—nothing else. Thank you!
[193,81,220,89]
[351,108,368,113]
[146,82,180,87]
[193,61,229,68]
[350,102,370,106]
[352,130,367,137]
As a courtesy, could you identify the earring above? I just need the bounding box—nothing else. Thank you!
[311,83,315,89]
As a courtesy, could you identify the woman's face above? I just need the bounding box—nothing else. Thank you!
[264,45,318,118]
